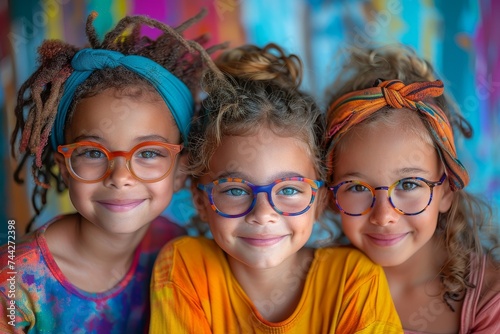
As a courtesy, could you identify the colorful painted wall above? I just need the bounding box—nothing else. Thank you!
[1,0,499,242]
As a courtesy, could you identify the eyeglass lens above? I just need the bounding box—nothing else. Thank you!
[68,144,174,181]
[334,178,433,216]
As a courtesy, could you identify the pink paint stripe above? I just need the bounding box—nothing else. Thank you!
[131,0,167,39]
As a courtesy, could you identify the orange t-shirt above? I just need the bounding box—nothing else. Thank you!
[150,237,403,333]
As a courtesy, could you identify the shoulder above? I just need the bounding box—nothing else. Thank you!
[0,214,76,286]
[158,236,219,258]
[477,258,500,312]
[0,225,46,275]
[152,237,223,289]
[315,246,381,270]
[313,246,385,286]
[462,255,500,332]
[0,225,49,306]
[141,215,187,251]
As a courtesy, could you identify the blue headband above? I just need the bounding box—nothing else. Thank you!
[50,48,194,149]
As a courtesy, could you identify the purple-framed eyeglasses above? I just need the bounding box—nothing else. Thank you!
[329,174,447,216]
[197,177,324,218]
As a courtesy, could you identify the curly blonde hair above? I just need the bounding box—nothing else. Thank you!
[325,44,500,310]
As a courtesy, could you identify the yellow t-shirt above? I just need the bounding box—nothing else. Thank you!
[150,237,402,333]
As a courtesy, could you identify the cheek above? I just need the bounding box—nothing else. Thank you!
[207,215,236,241]
[149,178,177,203]
[66,182,95,212]
[340,217,361,242]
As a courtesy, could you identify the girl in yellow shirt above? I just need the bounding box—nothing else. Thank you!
[150,44,404,333]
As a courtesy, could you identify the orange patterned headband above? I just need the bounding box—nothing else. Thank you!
[325,79,469,191]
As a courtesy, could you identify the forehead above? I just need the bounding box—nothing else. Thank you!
[205,127,317,183]
[66,88,180,145]
[333,109,441,179]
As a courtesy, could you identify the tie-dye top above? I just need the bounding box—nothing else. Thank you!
[150,237,404,333]
[0,215,185,334]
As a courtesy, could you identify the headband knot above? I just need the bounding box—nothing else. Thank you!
[50,49,195,149]
[72,49,123,70]
[326,79,469,191]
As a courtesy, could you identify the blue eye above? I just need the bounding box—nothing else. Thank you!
[224,188,249,197]
[77,149,106,159]
[278,187,300,196]
[137,150,160,159]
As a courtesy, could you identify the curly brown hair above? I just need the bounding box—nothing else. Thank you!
[325,44,500,310]
[187,43,327,235]
[190,43,325,179]
[11,10,223,230]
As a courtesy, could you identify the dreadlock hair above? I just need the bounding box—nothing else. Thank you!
[324,44,500,311]
[11,9,224,232]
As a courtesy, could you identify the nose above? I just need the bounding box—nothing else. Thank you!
[245,193,279,225]
[103,157,136,188]
[368,187,400,226]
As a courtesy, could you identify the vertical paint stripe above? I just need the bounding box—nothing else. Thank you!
[113,0,127,24]
[87,0,114,40]
[132,0,167,39]
[44,0,63,40]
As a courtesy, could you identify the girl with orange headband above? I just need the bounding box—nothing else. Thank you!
[0,10,219,333]
[324,45,500,333]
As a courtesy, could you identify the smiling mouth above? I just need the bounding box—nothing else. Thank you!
[239,236,286,247]
[98,200,145,212]
[366,233,408,247]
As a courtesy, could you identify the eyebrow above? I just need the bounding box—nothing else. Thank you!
[396,167,432,176]
[71,134,173,144]
[215,171,309,183]
[337,167,433,180]
[135,134,173,143]
[72,135,102,143]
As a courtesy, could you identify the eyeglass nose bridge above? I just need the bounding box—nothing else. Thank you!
[105,151,134,177]
[246,183,281,215]
[368,185,405,215]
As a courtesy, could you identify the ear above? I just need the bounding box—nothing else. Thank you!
[190,179,209,222]
[438,180,454,213]
[172,154,188,192]
[54,152,70,185]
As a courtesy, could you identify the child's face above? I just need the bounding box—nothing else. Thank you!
[331,116,453,267]
[194,127,320,271]
[57,88,184,234]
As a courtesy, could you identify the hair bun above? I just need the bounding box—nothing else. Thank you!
[215,43,302,88]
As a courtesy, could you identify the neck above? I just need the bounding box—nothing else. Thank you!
[44,213,151,292]
[228,248,314,322]
[74,215,149,268]
[384,235,445,291]
[383,235,463,332]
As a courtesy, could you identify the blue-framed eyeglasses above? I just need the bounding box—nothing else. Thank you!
[329,174,447,216]
[197,177,324,218]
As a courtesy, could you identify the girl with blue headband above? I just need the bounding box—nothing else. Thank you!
[324,45,500,333]
[149,44,403,333]
[1,10,219,333]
